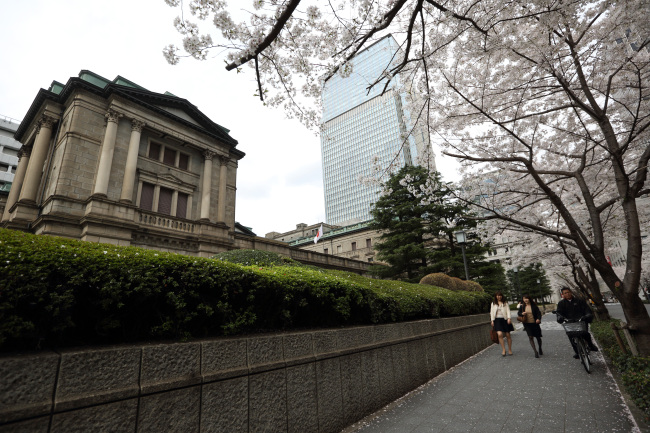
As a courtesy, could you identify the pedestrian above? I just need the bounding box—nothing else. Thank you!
[517,294,543,358]
[556,287,599,358]
[490,291,513,356]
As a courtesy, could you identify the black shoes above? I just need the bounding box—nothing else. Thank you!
[534,352,539,358]
[573,354,579,359]
[539,348,543,355]
[589,345,599,352]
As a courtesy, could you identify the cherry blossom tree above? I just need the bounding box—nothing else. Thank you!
[163,0,650,354]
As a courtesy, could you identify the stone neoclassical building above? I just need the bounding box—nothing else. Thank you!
[268,220,385,264]
[1,70,245,257]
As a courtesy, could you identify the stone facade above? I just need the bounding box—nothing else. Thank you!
[1,71,245,257]
[265,222,338,243]
[271,220,384,264]
[0,314,491,433]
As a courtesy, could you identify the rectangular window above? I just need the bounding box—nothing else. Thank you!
[324,248,328,255]
[366,238,372,248]
[351,242,357,251]
[337,245,342,253]
[176,192,188,219]
[140,182,155,211]
[158,187,173,215]
[178,153,189,170]
[148,143,161,160]
[163,148,176,166]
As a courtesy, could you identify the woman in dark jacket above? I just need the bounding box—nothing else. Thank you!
[517,295,543,358]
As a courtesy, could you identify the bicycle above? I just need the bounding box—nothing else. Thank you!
[552,310,593,373]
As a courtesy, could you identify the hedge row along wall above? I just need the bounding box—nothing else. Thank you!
[0,229,491,352]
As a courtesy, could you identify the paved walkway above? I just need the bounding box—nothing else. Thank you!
[344,315,641,433]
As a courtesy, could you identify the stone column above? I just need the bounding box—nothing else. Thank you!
[217,156,228,222]
[120,118,145,202]
[200,150,215,220]
[93,108,122,197]
[2,148,31,221]
[18,115,56,203]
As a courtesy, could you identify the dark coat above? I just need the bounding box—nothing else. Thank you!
[517,302,542,322]
[556,297,593,322]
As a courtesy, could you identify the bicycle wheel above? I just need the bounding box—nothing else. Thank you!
[577,337,591,373]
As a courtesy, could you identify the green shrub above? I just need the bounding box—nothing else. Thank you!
[464,281,484,292]
[213,249,304,267]
[420,273,454,290]
[420,273,483,292]
[0,228,491,352]
[591,320,650,422]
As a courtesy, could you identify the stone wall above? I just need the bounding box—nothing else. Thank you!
[234,233,373,274]
[0,314,491,433]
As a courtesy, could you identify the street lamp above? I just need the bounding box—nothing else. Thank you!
[536,278,541,304]
[454,230,470,280]
[513,266,520,301]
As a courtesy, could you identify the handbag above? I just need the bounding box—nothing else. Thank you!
[517,315,525,323]
[490,329,499,344]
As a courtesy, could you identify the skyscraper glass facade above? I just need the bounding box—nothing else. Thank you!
[321,35,424,225]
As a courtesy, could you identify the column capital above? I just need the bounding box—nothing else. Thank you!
[131,118,146,132]
[218,155,229,166]
[18,146,32,159]
[105,109,123,124]
[203,150,216,161]
[35,115,57,134]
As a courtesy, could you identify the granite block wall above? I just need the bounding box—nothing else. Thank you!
[0,314,491,433]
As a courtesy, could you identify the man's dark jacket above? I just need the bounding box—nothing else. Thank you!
[556,296,593,322]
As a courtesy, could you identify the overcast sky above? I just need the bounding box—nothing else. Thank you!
[0,0,459,237]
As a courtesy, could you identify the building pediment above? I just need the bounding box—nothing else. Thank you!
[152,105,202,128]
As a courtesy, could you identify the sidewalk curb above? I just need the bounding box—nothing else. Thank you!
[598,345,650,433]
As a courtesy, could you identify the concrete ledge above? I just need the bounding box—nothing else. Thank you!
[0,314,491,432]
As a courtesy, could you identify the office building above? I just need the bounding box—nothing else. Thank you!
[0,115,21,191]
[320,34,432,225]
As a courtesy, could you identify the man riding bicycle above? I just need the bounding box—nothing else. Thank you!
[556,287,599,358]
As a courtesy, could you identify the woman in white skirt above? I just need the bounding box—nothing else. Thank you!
[490,291,514,356]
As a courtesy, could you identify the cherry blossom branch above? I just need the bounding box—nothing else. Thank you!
[225,0,302,71]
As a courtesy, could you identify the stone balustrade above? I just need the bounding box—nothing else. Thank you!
[137,209,195,233]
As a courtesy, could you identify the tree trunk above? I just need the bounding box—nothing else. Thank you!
[597,262,650,356]
[617,289,650,356]
[582,266,610,321]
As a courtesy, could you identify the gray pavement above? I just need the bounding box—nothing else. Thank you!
[344,314,641,433]
[604,302,650,322]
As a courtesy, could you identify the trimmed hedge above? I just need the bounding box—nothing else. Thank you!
[0,229,491,352]
[419,272,484,292]
[212,249,305,267]
[591,320,650,422]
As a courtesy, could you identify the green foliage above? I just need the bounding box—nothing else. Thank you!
[420,273,454,289]
[506,263,552,302]
[213,249,304,267]
[464,280,484,293]
[0,228,491,352]
[591,320,650,421]
[369,166,506,289]
[426,239,506,295]
[369,166,454,281]
[419,273,484,292]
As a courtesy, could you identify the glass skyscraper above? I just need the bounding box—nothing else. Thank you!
[321,35,431,225]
